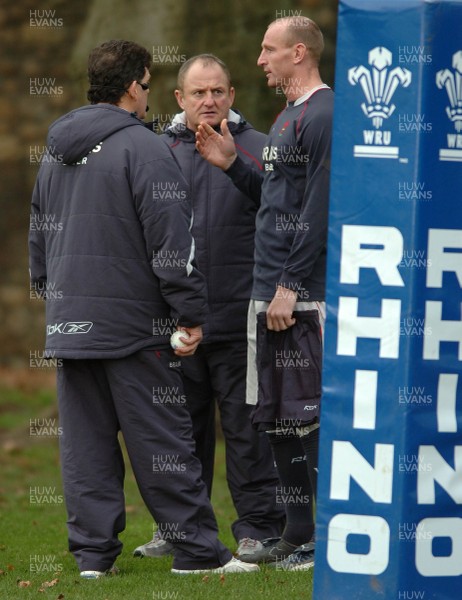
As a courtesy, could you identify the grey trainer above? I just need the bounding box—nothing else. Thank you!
[133,530,174,557]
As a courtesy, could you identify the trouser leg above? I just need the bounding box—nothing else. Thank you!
[206,341,285,542]
[57,360,125,572]
[106,347,231,570]
[182,350,215,497]
[267,431,314,546]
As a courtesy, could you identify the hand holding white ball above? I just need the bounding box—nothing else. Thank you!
[170,330,190,350]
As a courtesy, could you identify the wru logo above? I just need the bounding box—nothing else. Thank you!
[436,50,462,133]
[349,47,412,129]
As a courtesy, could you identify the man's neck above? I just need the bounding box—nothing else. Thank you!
[283,72,323,103]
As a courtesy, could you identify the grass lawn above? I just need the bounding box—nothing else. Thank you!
[0,371,313,600]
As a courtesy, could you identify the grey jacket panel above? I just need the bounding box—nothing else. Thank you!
[29,104,207,358]
[161,111,265,341]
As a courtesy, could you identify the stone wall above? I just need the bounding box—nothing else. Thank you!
[0,0,338,367]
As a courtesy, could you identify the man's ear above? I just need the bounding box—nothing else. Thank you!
[126,80,138,99]
[293,43,307,64]
[229,86,236,105]
[174,89,186,110]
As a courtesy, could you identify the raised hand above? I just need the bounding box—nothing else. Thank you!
[195,119,237,171]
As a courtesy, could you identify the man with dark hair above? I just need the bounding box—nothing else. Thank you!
[133,54,285,560]
[86,39,152,107]
[196,16,334,570]
[29,40,258,577]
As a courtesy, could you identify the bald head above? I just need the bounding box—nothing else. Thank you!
[177,54,231,91]
[268,16,324,64]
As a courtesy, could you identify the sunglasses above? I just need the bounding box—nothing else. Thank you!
[137,81,150,91]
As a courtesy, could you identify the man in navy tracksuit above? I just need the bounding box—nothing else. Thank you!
[28,40,258,577]
[196,17,334,570]
[134,54,284,560]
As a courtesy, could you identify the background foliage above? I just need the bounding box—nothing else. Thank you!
[1,0,338,367]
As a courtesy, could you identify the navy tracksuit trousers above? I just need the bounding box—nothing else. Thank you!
[57,347,232,571]
[182,340,285,542]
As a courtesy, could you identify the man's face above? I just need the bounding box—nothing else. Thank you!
[134,67,151,120]
[175,62,235,131]
[257,23,294,89]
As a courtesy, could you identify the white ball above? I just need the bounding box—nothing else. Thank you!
[170,330,190,350]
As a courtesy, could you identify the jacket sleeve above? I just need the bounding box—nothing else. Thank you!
[133,153,208,327]
[28,177,48,297]
[278,107,332,290]
[224,155,263,205]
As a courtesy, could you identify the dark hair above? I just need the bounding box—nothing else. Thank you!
[87,40,152,104]
[177,54,231,91]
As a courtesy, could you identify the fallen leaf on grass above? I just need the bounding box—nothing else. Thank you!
[39,578,59,592]
[219,574,225,584]
[2,441,24,453]
[201,575,209,582]
[57,595,65,599]
[7,564,15,571]
[17,580,32,588]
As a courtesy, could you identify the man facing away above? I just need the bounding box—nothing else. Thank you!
[196,17,334,570]
[133,53,285,560]
[29,39,258,577]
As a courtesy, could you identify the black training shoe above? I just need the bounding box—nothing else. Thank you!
[267,541,315,571]
[238,538,298,564]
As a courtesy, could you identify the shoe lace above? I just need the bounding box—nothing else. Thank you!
[152,530,164,543]
[238,537,259,550]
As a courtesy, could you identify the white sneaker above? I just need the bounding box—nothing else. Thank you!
[171,556,259,574]
[236,537,264,557]
[80,565,119,579]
